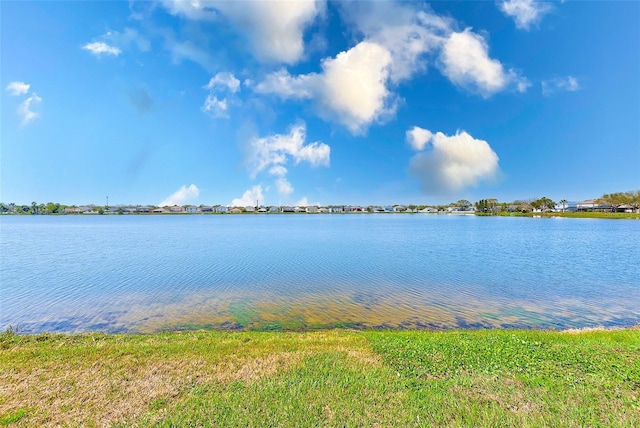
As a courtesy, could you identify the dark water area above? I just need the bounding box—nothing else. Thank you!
[1,214,638,333]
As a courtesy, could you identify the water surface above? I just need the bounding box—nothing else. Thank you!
[1,214,638,333]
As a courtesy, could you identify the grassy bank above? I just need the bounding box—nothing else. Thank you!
[486,211,640,219]
[1,328,639,427]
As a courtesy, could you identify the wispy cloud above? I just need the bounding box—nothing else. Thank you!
[408,127,500,194]
[244,123,330,196]
[201,72,241,119]
[204,72,240,93]
[18,93,42,126]
[542,76,580,96]
[158,184,200,206]
[498,0,554,31]
[5,81,30,96]
[201,95,229,118]
[82,41,122,57]
[231,185,264,207]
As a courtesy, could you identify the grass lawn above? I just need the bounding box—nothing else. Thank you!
[1,328,639,426]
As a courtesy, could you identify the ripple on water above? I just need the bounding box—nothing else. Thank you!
[1,214,639,333]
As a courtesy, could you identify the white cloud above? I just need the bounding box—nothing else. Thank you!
[245,123,329,196]
[256,41,396,135]
[6,81,30,96]
[201,95,229,118]
[160,0,324,64]
[159,184,200,206]
[204,72,240,93]
[542,76,580,96]
[247,123,330,178]
[18,93,42,126]
[338,2,451,83]
[317,41,395,134]
[255,3,525,133]
[231,185,264,207]
[82,41,122,57]
[275,177,294,195]
[498,0,554,31]
[408,127,500,194]
[439,29,526,97]
[201,72,241,119]
[254,69,314,99]
[406,126,433,151]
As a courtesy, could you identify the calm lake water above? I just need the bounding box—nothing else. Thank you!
[1,214,639,333]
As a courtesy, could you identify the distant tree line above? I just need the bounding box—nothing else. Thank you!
[1,190,638,215]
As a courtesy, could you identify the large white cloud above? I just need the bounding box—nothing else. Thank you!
[231,185,264,207]
[439,29,528,97]
[18,93,42,126]
[6,81,30,96]
[337,1,450,83]
[159,184,200,206]
[160,0,324,64]
[255,41,395,135]
[408,127,500,194]
[498,0,554,31]
[255,3,526,133]
[82,41,121,57]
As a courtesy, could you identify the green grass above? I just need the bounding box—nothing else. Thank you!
[1,328,638,427]
[491,211,640,219]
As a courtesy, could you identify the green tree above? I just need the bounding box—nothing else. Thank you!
[559,199,568,213]
[456,199,472,211]
[532,197,556,212]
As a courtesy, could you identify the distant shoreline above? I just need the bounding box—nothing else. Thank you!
[2,211,638,219]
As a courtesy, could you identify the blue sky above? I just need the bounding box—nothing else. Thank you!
[2,0,639,207]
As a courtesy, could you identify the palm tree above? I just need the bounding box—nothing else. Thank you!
[560,199,567,213]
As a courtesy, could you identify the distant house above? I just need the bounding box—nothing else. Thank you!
[137,206,151,213]
[153,207,168,214]
[214,206,228,214]
[185,206,200,213]
[282,206,295,213]
[394,205,407,212]
[257,207,268,213]
[318,207,329,213]
[269,206,280,213]
[245,206,255,213]
[230,207,242,214]
[419,207,437,213]
[200,206,213,212]
[306,206,319,213]
[330,206,343,213]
